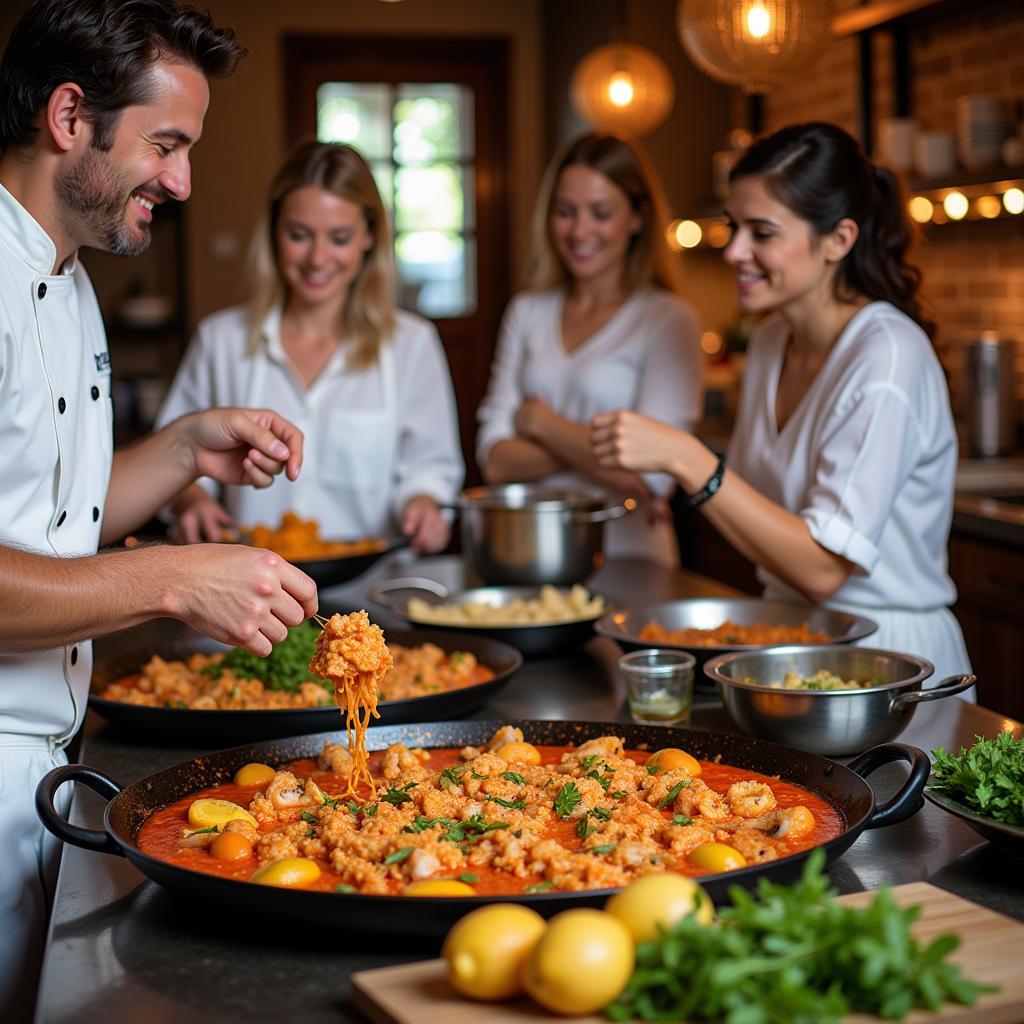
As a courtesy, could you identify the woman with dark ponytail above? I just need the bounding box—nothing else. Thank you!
[592,122,971,691]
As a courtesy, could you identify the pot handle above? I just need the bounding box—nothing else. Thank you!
[845,742,931,830]
[572,497,638,524]
[35,764,125,856]
[890,673,976,710]
[367,576,450,612]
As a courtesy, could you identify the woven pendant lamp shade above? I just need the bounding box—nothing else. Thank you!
[677,0,832,94]
[570,43,675,137]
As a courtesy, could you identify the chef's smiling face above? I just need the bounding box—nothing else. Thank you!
[274,185,374,310]
[550,164,641,288]
[55,60,208,256]
[723,174,843,317]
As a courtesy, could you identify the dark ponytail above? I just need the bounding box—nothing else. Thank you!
[730,123,932,338]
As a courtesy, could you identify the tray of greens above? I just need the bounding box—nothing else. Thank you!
[925,731,1024,859]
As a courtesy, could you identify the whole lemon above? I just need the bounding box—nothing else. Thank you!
[605,872,713,943]
[442,903,547,1001]
[689,841,747,872]
[523,908,634,1016]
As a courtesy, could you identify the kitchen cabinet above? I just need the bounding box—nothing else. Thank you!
[948,531,1024,721]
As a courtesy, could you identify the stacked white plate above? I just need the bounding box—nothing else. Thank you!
[957,95,1012,170]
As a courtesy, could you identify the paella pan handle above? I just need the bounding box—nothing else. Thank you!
[571,497,638,524]
[890,673,976,710]
[35,764,125,856]
[845,743,931,830]
[367,576,450,612]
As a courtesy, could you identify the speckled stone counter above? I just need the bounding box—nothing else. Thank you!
[34,556,1024,1024]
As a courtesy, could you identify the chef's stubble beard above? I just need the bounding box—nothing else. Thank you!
[54,144,151,257]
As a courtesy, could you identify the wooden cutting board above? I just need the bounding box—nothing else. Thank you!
[351,883,1024,1024]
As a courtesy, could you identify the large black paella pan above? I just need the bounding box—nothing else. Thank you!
[37,719,928,937]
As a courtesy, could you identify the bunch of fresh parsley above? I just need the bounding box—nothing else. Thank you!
[201,621,330,694]
[930,732,1024,827]
[606,848,995,1024]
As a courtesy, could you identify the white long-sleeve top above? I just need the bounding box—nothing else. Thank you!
[156,304,464,537]
[476,287,702,565]
[728,300,971,683]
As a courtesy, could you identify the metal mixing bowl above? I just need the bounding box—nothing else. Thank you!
[452,484,635,585]
[704,645,975,756]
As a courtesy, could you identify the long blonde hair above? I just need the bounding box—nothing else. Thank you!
[526,131,682,296]
[246,141,396,368]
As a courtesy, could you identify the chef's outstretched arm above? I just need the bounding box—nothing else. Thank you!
[0,542,318,655]
[101,408,303,546]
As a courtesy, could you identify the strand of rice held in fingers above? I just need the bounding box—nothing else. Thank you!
[309,610,392,797]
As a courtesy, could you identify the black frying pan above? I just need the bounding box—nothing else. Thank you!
[288,535,407,589]
[88,630,523,744]
[37,719,928,936]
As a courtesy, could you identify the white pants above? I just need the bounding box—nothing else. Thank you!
[0,737,70,1024]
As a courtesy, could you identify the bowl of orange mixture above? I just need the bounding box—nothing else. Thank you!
[37,719,931,934]
[89,628,523,744]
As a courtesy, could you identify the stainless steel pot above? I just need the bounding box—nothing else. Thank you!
[704,645,975,756]
[452,484,635,585]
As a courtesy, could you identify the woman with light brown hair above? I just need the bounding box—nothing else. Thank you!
[476,131,702,566]
[157,140,463,551]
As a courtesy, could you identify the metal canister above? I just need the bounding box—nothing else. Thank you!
[964,334,1017,457]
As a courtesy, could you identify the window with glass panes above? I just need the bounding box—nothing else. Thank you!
[317,82,475,320]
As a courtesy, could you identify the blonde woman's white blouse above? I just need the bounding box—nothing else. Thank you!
[156,305,464,537]
[476,287,703,566]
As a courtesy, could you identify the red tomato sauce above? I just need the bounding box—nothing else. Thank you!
[136,745,845,894]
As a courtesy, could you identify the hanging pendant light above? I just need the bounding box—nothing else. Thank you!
[677,0,833,94]
[570,43,675,137]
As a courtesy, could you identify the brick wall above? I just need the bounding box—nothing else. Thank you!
[764,0,1024,422]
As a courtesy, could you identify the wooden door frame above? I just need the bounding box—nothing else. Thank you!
[282,34,512,485]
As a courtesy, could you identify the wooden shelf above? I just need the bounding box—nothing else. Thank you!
[907,171,1024,195]
[832,0,943,38]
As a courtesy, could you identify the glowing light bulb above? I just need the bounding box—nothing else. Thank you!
[908,196,934,223]
[701,332,723,355]
[977,195,1001,219]
[674,220,702,249]
[942,191,968,221]
[706,221,731,248]
[607,71,634,108]
[1004,188,1024,215]
[745,2,772,38]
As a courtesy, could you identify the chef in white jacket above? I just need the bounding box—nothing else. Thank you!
[0,5,318,1020]
[157,141,464,551]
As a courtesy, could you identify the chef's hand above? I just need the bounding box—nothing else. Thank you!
[181,408,304,488]
[401,495,450,554]
[172,490,235,544]
[514,396,555,439]
[163,543,318,656]
[591,410,684,475]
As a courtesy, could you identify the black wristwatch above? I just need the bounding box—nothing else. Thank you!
[684,454,726,508]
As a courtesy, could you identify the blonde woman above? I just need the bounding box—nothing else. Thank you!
[157,141,463,551]
[476,132,702,566]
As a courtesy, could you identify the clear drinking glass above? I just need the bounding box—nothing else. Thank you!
[618,649,696,725]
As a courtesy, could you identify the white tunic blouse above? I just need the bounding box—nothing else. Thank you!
[728,301,971,683]
[157,305,464,537]
[476,287,702,566]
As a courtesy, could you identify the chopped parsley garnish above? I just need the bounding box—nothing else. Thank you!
[582,754,603,771]
[611,790,628,799]
[646,764,659,775]
[321,794,342,810]
[405,815,456,834]
[346,800,361,814]
[380,782,418,806]
[587,769,612,790]
[658,779,691,808]
[554,781,582,818]
[305,827,317,838]
[525,881,554,894]
[300,810,318,824]
[592,806,612,820]
[673,812,693,826]
[501,771,527,785]
[186,825,219,836]
[439,765,467,790]
[335,883,357,893]
[930,732,1024,827]
[458,872,479,884]
[201,620,327,693]
[383,846,414,865]
[365,804,378,817]
[485,795,526,810]
[440,815,509,845]
[576,813,597,838]
[470,770,488,780]
[591,843,617,855]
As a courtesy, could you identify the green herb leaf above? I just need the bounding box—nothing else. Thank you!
[930,733,1024,827]
[554,781,582,818]
[383,846,414,865]
[576,813,597,838]
[187,825,219,836]
[201,620,324,693]
[380,782,417,806]
[658,779,690,809]
[458,872,479,883]
[525,881,554,894]
[582,754,603,770]
[673,812,693,826]
[586,769,612,790]
[335,883,357,893]
[439,764,467,790]
[501,771,527,785]
[300,810,317,824]
[611,790,628,799]
[485,794,526,810]
[591,843,617,855]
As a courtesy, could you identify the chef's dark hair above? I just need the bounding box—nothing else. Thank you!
[730,122,932,337]
[0,0,245,152]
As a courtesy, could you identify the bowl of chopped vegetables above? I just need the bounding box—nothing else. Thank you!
[705,645,976,756]
[925,732,1024,860]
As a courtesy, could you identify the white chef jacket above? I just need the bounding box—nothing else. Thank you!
[476,287,702,567]
[728,301,972,687]
[0,182,113,1019]
[156,304,464,536]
